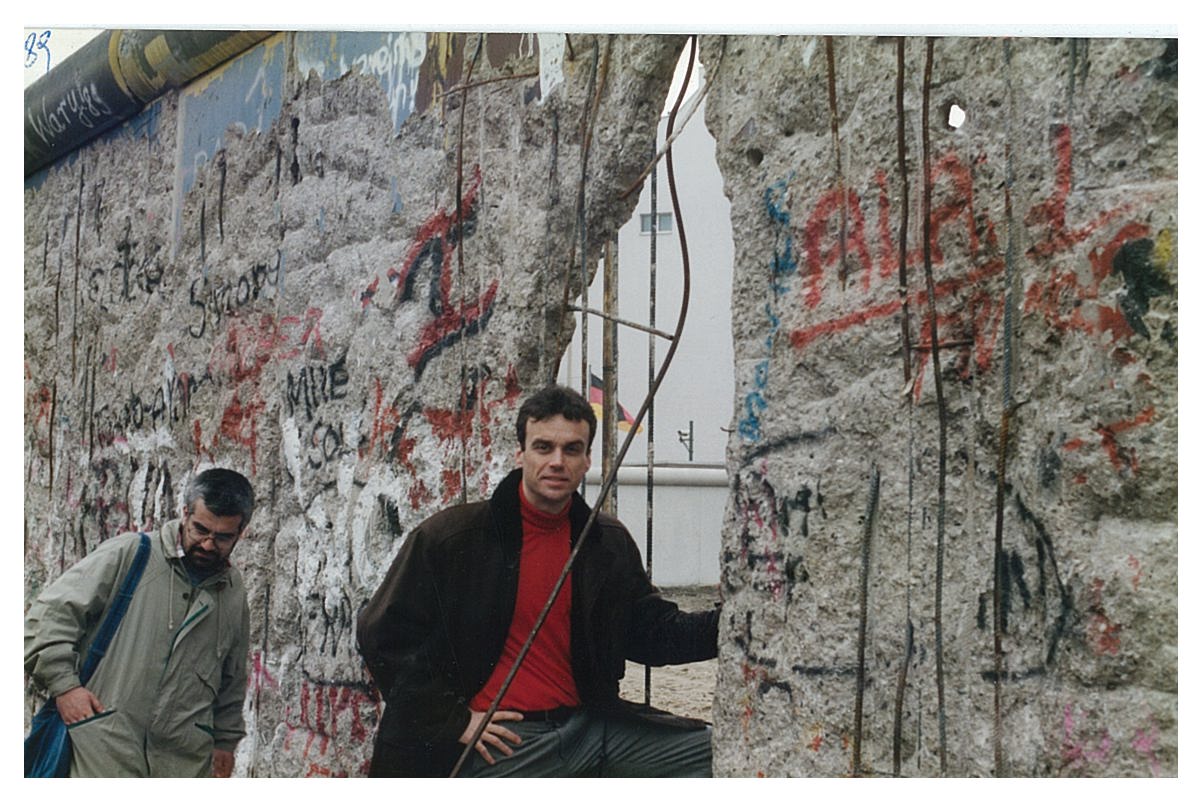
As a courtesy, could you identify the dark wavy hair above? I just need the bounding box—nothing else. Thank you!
[516,385,597,449]
[184,468,256,530]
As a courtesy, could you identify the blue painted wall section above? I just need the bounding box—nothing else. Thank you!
[294,31,427,136]
[177,35,287,196]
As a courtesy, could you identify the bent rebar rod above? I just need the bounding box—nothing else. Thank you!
[449,35,698,778]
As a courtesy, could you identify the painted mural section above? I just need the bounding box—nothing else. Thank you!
[23,30,686,777]
[704,35,1176,776]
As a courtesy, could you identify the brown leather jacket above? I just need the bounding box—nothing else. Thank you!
[356,469,718,777]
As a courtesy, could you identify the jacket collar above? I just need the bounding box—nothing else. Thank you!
[490,469,595,550]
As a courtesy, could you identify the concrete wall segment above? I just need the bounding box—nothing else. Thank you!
[24,29,1176,778]
[24,31,688,777]
[700,34,1176,777]
[704,34,1175,777]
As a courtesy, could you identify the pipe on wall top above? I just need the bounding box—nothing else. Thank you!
[24,29,274,177]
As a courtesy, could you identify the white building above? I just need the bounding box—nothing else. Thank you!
[560,62,733,586]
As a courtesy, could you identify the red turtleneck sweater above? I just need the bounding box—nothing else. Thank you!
[469,482,580,712]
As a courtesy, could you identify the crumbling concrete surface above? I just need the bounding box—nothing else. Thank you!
[704,35,1176,776]
[23,31,685,777]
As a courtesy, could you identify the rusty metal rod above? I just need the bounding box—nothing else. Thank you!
[921,36,950,776]
[852,465,881,776]
[567,305,675,340]
[449,35,697,778]
[891,35,915,778]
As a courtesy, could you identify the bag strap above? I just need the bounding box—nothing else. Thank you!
[78,533,151,685]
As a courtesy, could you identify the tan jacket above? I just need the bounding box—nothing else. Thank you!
[24,522,249,777]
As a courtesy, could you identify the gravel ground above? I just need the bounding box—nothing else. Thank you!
[618,585,720,722]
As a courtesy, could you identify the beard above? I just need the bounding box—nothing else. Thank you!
[184,544,224,574]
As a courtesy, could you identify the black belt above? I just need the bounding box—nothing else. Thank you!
[521,706,579,723]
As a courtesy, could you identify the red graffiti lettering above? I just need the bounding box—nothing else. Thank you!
[1061,406,1155,475]
[421,365,521,503]
[802,187,873,307]
[282,677,381,777]
[361,165,499,379]
[786,125,1155,406]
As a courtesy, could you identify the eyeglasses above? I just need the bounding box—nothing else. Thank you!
[186,518,240,548]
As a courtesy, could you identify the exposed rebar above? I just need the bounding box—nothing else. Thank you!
[454,35,485,506]
[891,35,916,778]
[449,35,697,778]
[825,37,850,291]
[990,37,1021,779]
[852,465,881,777]
[921,36,950,776]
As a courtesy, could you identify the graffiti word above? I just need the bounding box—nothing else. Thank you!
[87,225,164,311]
[25,30,51,73]
[738,177,795,442]
[283,676,380,777]
[347,32,427,132]
[186,258,282,339]
[361,165,498,379]
[284,356,352,473]
[285,356,350,422]
[780,126,1167,404]
[27,81,115,148]
[92,372,209,446]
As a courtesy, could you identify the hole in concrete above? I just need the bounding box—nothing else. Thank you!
[747,147,764,165]
[947,103,966,129]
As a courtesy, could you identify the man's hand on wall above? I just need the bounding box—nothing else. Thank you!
[458,709,524,765]
[212,749,234,777]
[55,686,105,724]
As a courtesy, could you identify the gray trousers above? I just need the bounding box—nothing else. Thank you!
[457,708,712,777]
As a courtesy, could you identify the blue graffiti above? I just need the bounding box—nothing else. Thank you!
[25,30,51,73]
[739,177,797,443]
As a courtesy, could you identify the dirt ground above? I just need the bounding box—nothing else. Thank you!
[618,585,720,722]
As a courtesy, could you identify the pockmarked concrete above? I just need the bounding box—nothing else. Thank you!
[24,31,686,777]
[704,35,1176,777]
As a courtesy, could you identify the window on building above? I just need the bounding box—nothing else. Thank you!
[639,212,673,234]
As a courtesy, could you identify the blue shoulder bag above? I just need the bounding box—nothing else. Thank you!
[24,532,151,778]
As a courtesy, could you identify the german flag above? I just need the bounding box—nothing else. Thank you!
[588,373,644,434]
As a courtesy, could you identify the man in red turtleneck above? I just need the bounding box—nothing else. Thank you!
[358,385,718,777]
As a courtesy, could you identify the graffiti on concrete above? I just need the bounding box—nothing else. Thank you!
[186,257,283,339]
[737,176,796,443]
[772,126,1172,407]
[361,165,499,380]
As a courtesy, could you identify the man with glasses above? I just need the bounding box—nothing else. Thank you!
[25,468,255,777]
